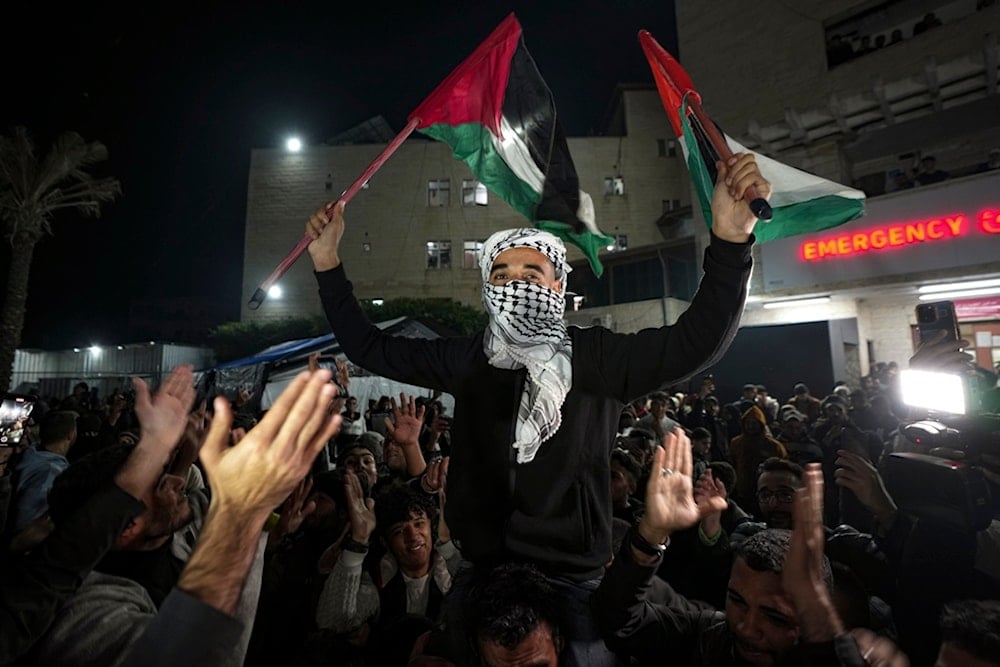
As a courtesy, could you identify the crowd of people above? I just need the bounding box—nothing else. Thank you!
[1,152,998,666]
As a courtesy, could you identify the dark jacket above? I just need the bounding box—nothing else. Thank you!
[316,236,752,581]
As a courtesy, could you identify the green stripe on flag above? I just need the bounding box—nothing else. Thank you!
[756,196,866,242]
[420,122,614,275]
[419,123,541,221]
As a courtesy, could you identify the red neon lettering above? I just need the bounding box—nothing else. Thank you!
[979,209,1000,234]
[905,224,925,242]
[797,211,984,262]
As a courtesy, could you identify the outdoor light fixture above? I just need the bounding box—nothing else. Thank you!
[918,278,1000,298]
[918,286,1000,301]
[362,232,371,253]
[73,348,80,353]
[762,296,832,310]
[267,285,283,299]
[117,345,124,350]
[372,299,384,307]
[286,137,302,152]
[89,345,102,357]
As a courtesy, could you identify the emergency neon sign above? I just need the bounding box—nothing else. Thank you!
[799,208,1000,262]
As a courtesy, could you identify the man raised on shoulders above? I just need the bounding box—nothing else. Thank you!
[305,153,769,665]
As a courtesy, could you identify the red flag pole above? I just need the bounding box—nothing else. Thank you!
[685,96,773,221]
[247,116,422,310]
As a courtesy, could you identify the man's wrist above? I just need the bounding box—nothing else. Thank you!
[312,253,341,272]
[636,522,670,550]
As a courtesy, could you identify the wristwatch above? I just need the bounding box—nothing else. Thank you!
[630,529,669,556]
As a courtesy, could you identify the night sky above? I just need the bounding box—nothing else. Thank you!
[1,1,677,349]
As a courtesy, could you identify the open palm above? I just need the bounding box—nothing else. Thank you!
[639,431,714,543]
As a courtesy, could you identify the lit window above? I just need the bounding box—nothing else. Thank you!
[427,179,450,207]
[463,240,484,269]
[426,240,452,269]
[462,180,488,206]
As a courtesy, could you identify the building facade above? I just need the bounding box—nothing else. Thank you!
[674,0,1000,384]
[242,2,1000,398]
[240,87,706,330]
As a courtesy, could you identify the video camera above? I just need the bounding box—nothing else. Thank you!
[885,372,1000,533]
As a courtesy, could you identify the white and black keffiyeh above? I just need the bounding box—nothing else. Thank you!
[480,229,573,464]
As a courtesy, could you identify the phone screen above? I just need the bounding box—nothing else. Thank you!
[0,394,35,446]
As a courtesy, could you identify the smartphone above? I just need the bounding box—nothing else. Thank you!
[0,393,36,446]
[915,300,960,347]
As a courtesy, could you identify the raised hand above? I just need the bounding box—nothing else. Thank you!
[909,329,974,374]
[711,153,771,243]
[694,469,728,538]
[273,476,317,540]
[385,393,425,446]
[783,463,842,641]
[345,469,376,544]
[306,200,346,271]
[133,365,196,453]
[421,456,449,495]
[199,369,341,522]
[637,430,723,546]
[834,449,897,526]
[335,358,351,392]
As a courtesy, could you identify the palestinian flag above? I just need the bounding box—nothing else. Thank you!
[639,30,865,242]
[409,13,614,275]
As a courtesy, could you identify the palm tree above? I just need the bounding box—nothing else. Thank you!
[0,126,121,390]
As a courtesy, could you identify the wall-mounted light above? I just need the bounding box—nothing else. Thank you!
[762,296,832,310]
[362,232,372,253]
[918,278,1000,300]
[372,298,384,307]
[286,137,302,152]
[268,285,283,299]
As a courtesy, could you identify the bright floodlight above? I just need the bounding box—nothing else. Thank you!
[268,285,283,299]
[89,345,102,357]
[286,137,302,152]
[900,369,966,415]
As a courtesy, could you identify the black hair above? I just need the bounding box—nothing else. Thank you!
[610,448,642,485]
[737,529,832,586]
[48,442,135,525]
[374,481,439,543]
[40,410,79,445]
[939,599,1000,662]
[690,427,711,441]
[759,457,805,481]
[469,562,565,654]
[708,461,737,494]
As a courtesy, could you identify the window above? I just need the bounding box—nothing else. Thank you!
[426,241,452,269]
[604,176,625,196]
[462,180,488,206]
[657,139,677,157]
[463,240,484,269]
[427,179,450,207]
